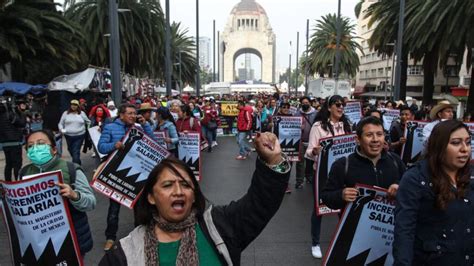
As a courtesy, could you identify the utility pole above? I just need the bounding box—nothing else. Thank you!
[288,41,292,91]
[217,31,220,82]
[394,0,405,101]
[165,0,172,96]
[334,0,341,81]
[195,0,201,96]
[305,19,309,95]
[295,32,300,95]
[108,0,122,104]
[213,20,216,82]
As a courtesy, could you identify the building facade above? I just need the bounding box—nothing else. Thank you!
[199,37,211,70]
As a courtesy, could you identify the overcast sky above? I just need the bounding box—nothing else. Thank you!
[159,0,360,77]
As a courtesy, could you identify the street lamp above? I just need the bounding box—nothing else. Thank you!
[108,0,123,105]
[174,51,183,93]
[394,0,405,101]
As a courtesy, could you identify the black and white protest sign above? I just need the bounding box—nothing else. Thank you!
[178,133,201,181]
[464,123,474,162]
[153,131,168,149]
[316,134,357,215]
[324,184,395,266]
[381,109,400,131]
[92,127,170,208]
[272,116,302,161]
[88,126,107,159]
[400,121,429,165]
[0,171,82,266]
[345,101,363,126]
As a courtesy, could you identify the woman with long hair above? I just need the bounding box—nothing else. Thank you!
[305,95,352,259]
[58,99,91,165]
[394,120,473,265]
[99,132,291,265]
[155,107,179,158]
[176,105,201,134]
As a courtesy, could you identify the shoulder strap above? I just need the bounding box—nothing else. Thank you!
[66,161,77,184]
[190,117,194,129]
[203,206,234,266]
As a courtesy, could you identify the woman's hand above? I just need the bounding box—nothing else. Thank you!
[57,183,79,201]
[254,132,282,165]
[164,137,172,143]
[312,146,322,156]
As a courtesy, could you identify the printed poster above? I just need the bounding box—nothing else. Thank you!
[220,101,239,116]
[400,121,429,165]
[272,116,303,161]
[316,134,357,215]
[345,101,363,126]
[323,184,395,266]
[381,109,400,131]
[464,122,474,162]
[91,127,170,208]
[88,126,107,159]
[153,131,168,149]
[0,171,82,266]
[178,133,201,181]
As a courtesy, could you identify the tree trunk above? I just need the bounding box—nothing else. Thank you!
[467,66,474,114]
[422,50,436,105]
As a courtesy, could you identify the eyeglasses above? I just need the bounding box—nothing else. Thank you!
[333,102,345,108]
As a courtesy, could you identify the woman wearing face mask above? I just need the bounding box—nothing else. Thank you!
[394,120,474,265]
[58,100,91,165]
[305,95,352,259]
[18,129,96,257]
[99,132,291,266]
[295,96,317,189]
[155,107,179,158]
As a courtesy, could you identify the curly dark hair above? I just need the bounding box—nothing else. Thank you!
[426,120,471,210]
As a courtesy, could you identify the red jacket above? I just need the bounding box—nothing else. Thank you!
[237,106,253,131]
[176,116,201,134]
[201,106,220,126]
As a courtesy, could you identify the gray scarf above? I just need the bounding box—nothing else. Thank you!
[144,210,199,266]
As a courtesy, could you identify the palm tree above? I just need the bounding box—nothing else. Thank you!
[170,22,197,87]
[65,0,165,78]
[354,0,364,19]
[0,0,87,83]
[303,14,363,78]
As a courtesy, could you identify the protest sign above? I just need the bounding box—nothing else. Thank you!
[272,116,303,161]
[400,121,429,165]
[464,123,474,162]
[323,184,395,266]
[178,133,201,181]
[220,101,239,116]
[289,106,298,116]
[381,109,400,131]
[0,171,82,266]
[345,101,363,126]
[91,127,170,208]
[88,126,107,159]
[316,134,357,215]
[153,131,168,149]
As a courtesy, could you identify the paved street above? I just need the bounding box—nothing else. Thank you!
[0,136,338,265]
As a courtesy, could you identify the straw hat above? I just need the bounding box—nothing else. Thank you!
[429,100,455,120]
[138,103,155,112]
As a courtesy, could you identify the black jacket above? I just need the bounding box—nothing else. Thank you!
[98,158,290,265]
[393,160,474,266]
[321,148,406,210]
[0,107,26,143]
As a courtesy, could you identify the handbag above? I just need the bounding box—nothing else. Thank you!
[207,120,218,130]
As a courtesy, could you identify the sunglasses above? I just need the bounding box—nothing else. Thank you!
[333,102,345,108]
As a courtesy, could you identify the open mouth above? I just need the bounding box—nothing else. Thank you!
[172,200,185,211]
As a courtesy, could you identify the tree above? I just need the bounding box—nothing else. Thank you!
[0,0,87,83]
[170,22,198,87]
[302,14,363,79]
[354,0,364,19]
[65,0,165,78]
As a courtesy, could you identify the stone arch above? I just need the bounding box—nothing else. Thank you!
[233,48,262,81]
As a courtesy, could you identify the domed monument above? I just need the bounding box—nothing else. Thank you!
[219,0,276,83]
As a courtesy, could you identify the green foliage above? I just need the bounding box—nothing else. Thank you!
[0,0,88,83]
[302,14,363,78]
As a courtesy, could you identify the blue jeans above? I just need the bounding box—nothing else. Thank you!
[237,131,251,156]
[105,199,121,241]
[203,126,214,145]
[311,178,321,246]
[65,134,85,165]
